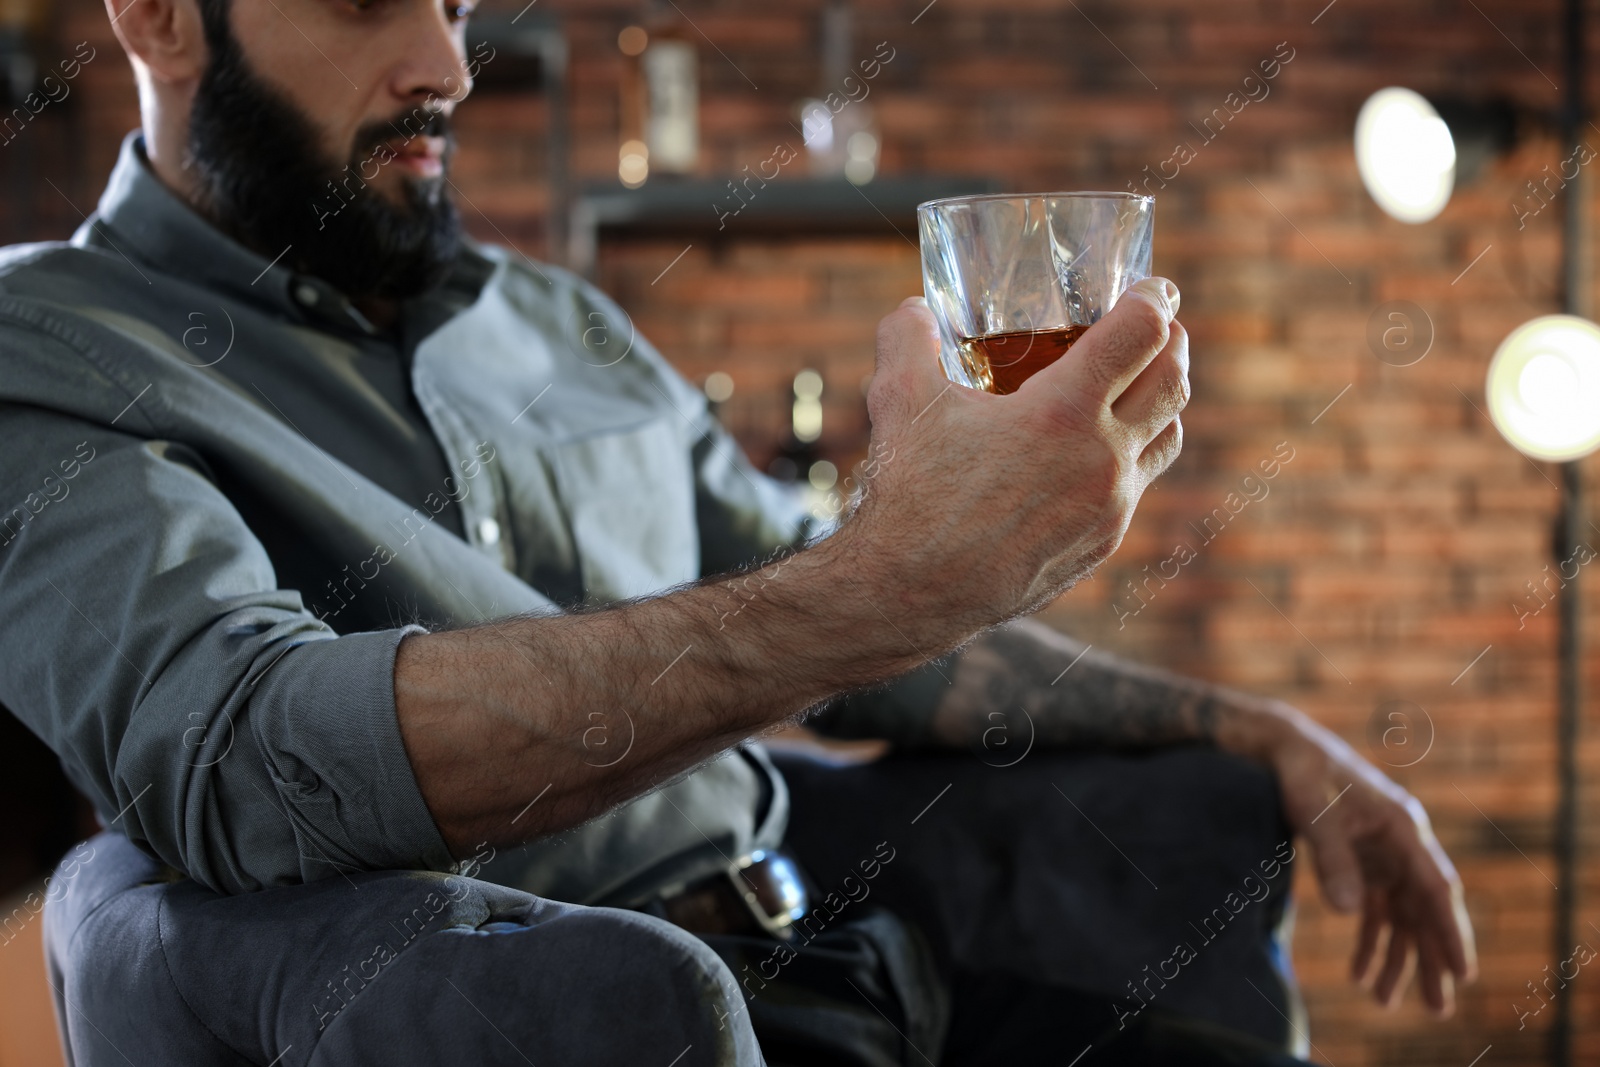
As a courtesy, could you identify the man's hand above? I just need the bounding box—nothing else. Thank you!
[1254,702,1479,1017]
[846,278,1188,641]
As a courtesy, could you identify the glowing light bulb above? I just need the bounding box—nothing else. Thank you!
[1355,88,1456,224]
[1486,315,1600,462]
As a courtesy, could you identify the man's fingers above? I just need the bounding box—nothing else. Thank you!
[1040,276,1179,406]
[1113,320,1190,432]
[1446,883,1479,981]
[1374,925,1416,1007]
[1351,893,1385,985]
[1406,824,1479,983]
[1426,856,1478,982]
[1137,416,1183,480]
[1416,933,1454,1017]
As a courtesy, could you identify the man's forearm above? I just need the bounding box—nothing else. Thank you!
[394,524,944,858]
[915,617,1286,758]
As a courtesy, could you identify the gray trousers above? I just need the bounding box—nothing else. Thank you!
[44,747,1299,1066]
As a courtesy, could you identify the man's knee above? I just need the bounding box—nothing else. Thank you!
[308,905,762,1067]
[45,838,763,1067]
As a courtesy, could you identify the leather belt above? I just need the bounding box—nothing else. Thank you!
[653,849,810,940]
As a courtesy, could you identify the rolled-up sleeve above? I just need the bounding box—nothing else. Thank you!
[0,405,454,894]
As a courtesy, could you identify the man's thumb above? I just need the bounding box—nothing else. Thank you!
[869,296,946,426]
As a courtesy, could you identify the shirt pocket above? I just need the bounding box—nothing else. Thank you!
[546,417,700,603]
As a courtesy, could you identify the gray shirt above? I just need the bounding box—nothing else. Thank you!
[0,130,822,900]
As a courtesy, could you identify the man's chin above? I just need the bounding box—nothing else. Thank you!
[365,169,448,211]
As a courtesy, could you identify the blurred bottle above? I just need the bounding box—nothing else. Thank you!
[796,1,879,184]
[618,5,699,187]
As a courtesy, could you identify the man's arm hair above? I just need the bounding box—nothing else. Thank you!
[809,617,1279,760]
[395,526,934,856]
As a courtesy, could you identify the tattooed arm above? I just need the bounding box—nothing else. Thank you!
[809,616,1282,759]
[932,620,1245,751]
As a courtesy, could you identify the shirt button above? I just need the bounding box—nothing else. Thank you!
[294,283,319,306]
[476,517,501,546]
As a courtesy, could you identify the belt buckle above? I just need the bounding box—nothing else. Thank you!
[726,850,808,940]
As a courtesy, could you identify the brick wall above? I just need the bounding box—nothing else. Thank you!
[21,0,1600,1063]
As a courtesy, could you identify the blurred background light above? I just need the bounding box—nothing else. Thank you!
[1486,315,1600,463]
[807,459,838,491]
[792,368,824,443]
[618,139,649,188]
[844,130,878,185]
[1355,87,1457,223]
[800,100,834,152]
[617,25,648,57]
[702,371,734,404]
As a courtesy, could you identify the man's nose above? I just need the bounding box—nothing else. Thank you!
[390,4,473,107]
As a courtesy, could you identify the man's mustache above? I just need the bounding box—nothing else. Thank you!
[353,106,454,164]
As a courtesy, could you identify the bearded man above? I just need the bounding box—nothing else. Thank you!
[0,0,1474,1064]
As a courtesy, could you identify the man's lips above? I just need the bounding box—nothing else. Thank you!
[383,135,446,176]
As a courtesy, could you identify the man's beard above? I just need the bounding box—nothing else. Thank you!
[186,25,462,302]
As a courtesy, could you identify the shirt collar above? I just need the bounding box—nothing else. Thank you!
[75,129,495,338]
